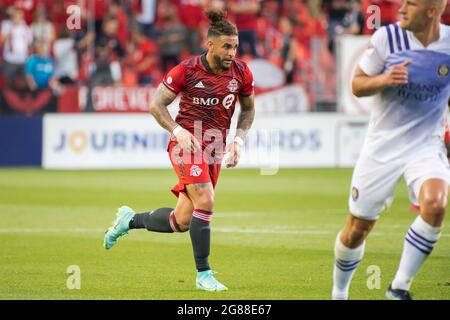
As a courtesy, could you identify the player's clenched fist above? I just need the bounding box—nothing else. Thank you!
[383,60,411,85]
[173,125,201,154]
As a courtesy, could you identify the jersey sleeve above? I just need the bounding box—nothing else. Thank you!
[359,27,388,76]
[239,64,254,96]
[162,63,186,94]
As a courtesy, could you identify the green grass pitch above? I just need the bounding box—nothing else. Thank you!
[0,168,448,300]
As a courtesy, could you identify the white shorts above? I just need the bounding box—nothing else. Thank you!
[348,149,450,220]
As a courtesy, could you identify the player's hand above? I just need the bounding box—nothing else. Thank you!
[224,139,242,168]
[383,60,411,86]
[174,127,201,154]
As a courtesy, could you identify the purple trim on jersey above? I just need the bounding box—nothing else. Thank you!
[393,24,403,52]
[386,25,394,54]
[402,29,410,50]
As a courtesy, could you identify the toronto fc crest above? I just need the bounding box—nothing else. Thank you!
[438,64,449,78]
[228,79,238,93]
[190,165,202,177]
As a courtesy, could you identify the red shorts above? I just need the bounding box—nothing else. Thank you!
[167,140,222,198]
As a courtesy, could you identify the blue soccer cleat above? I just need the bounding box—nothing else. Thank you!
[196,270,228,292]
[103,206,135,250]
[385,284,412,300]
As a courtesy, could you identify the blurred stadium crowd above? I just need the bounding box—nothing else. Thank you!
[0,0,449,93]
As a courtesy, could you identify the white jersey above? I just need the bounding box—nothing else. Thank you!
[359,23,450,162]
[1,20,33,64]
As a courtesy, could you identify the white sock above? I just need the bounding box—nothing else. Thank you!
[391,216,441,291]
[332,232,365,300]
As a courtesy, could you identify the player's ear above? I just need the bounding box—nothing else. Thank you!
[206,38,215,52]
[427,6,437,18]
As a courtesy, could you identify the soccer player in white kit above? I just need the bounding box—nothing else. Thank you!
[332,0,450,300]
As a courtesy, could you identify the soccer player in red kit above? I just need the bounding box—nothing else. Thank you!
[104,9,255,292]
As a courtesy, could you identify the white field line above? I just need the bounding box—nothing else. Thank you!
[0,227,448,237]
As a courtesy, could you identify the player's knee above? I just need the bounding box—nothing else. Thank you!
[342,224,372,248]
[195,193,215,211]
[421,194,447,215]
[173,210,191,232]
[173,215,189,232]
[342,231,366,248]
[177,223,190,232]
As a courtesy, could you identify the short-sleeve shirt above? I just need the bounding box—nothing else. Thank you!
[25,54,55,89]
[358,23,450,162]
[162,54,254,148]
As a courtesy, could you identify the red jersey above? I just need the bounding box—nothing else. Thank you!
[134,37,158,76]
[177,0,205,29]
[231,0,258,31]
[162,54,254,148]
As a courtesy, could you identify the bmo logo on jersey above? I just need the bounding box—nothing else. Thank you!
[192,94,235,109]
[193,97,220,106]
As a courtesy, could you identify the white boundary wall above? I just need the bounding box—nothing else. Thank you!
[336,35,375,115]
[43,113,369,170]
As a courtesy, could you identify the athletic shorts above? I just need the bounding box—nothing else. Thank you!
[167,140,222,198]
[349,148,450,220]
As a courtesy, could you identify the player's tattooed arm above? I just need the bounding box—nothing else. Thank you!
[149,83,179,132]
[150,83,200,153]
[235,93,255,140]
[224,93,255,168]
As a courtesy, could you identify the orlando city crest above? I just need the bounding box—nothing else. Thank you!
[228,79,238,93]
[351,187,359,201]
[438,64,449,78]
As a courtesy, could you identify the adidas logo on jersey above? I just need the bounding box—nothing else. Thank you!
[194,81,205,89]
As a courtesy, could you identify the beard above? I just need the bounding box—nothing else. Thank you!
[213,53,231,71]
[400,13,428,32]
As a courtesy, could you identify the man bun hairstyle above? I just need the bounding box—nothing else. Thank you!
[206,9,238,38]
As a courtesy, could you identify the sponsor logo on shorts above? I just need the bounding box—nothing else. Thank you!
[438,64,449,78]
[352,186,359,201]
[190,165,202,177]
